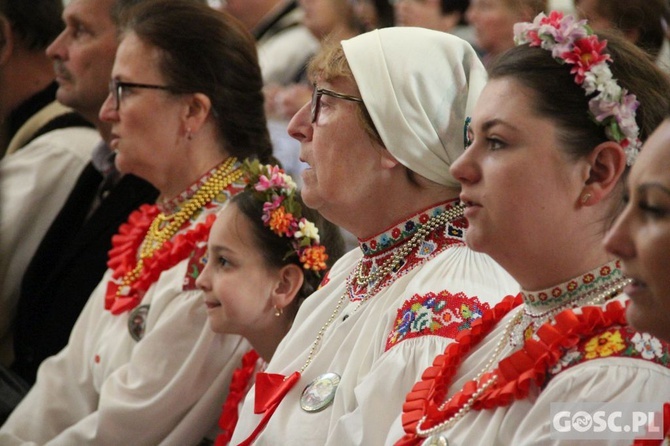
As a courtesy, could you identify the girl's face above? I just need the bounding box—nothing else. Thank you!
[450,78,587,286]
[605,119,670,342]
[196,203,283,335]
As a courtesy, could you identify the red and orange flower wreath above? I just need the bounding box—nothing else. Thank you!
[244,159,329,272]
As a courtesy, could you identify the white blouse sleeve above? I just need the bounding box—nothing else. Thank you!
[326,335,453,445]
[1,263,249,445]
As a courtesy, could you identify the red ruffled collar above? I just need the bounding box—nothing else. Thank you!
[105,205,216,314]
[397,294,638,445]
[215,349,261,446]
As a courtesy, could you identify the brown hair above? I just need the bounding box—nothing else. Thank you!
[0,0,63,50]
[120,0,274,163]
[489,30,670,220]
[583,0,669,58]
[232,191,346,305]
[489,30,670,160]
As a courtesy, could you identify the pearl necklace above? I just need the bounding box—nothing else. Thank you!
[354,204,465,291]
[300,205,464,374]
[116,157,241,296]
[414,277,630,441]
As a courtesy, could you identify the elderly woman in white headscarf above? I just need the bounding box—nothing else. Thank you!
[230,27,519,445]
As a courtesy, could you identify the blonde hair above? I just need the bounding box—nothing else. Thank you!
[307,40,383,146]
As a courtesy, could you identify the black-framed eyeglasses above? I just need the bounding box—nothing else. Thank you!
[108,79,178,111]
[310,84,364,123]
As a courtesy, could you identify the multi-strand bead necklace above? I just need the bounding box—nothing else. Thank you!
[400,275,631,446]
[114,157,242,298]
[301,203,465,374]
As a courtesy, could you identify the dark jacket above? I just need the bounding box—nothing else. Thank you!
[11,166,158,384]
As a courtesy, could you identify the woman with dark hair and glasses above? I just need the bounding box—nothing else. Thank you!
[1,1,277,444]
[230,26,518,445]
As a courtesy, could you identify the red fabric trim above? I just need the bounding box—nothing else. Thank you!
[396,296,663,446]
[215,349,260,446]
[104,205,216,314]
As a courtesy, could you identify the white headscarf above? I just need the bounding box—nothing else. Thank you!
[341,27,487,188]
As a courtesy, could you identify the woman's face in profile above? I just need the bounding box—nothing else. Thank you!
[449,78,585,280]
[100,32,187,191]
[605,118,670,342]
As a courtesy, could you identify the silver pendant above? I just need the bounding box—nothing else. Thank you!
[300,372,340,412]
[421,435,448,446]
[128,304,150,341]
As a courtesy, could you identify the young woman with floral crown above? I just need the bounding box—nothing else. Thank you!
[231,27,519,445]
[0,2,277,445]
[196,161,345,445]
[392,11,670,446]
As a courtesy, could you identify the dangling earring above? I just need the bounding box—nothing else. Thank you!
[274,306,283,317]
[580,192,591,205]
[186,128,192,141]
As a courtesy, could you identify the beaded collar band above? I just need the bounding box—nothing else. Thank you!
[243,160,328,272]
[514,11,642,166]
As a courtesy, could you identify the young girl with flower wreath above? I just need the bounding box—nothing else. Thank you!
[196,161,345,445]
[391,11,670,446]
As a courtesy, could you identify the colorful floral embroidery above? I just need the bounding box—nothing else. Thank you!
[183,240,208,290]
[546,325,670,380]
[584,330,625,359]
[632,332,665,361]
[351,201,465,303]
[359,201,466,256]
[524,260,624,307]
[386,291,489,350]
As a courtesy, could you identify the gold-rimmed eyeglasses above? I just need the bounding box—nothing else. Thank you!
[310,84,364,123]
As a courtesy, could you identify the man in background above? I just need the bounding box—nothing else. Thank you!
[6,0,158,388]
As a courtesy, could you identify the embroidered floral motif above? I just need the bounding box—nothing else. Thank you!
[351,201,466,303]
[546,326,670,379]
[632,332,665,361]
[386,291,489,350]
[584,329,625,359]
[524,260,624,307]
[359,201,466,256]
[183,240,208,290]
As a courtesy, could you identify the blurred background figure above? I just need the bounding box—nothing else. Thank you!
[351,0,394,31]
[215,0,319,86]
[264,0,362,197]
[5,0,158,392]
[0,0,98,373]
[265,0,363,123]
[574,0,670,72]
[392,0,474,46]
[466,0,546,65]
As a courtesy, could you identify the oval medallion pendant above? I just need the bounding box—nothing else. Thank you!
[128,304,150,341]
[300,372,341,412]
[422,435,448,446]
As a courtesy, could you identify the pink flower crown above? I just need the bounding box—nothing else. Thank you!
[243,160,328,272]
[514,11,642,166]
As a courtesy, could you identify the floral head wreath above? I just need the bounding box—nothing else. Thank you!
[242,159,329,272]
[514,11,642,166]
